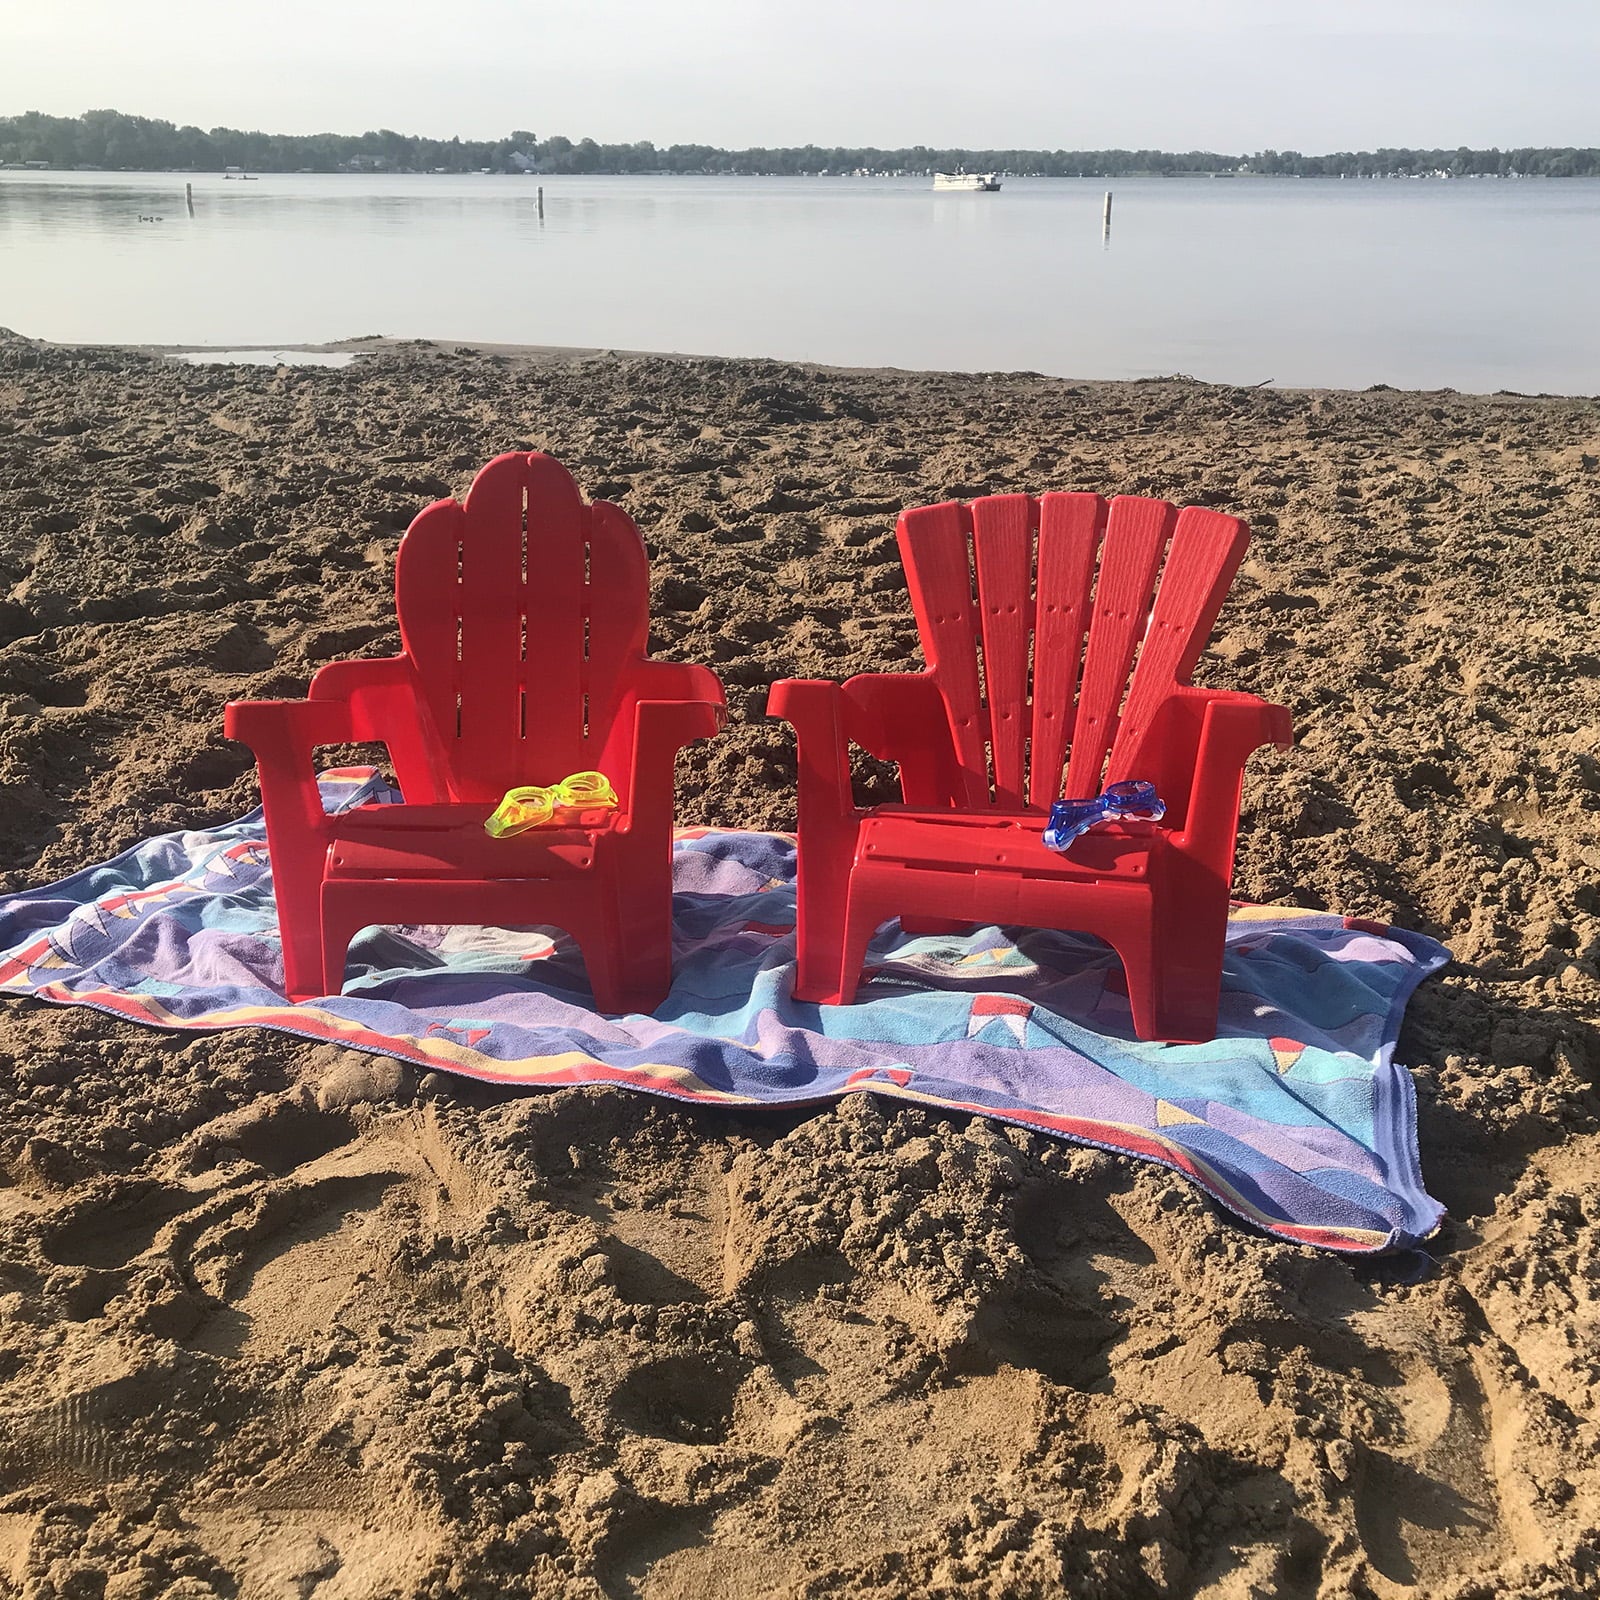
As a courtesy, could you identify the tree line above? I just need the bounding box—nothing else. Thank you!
[3,110,1597,178]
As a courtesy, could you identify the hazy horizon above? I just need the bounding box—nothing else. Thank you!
[4,0,1597,152]
[5,110,1596,160]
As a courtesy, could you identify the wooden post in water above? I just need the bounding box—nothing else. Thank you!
[185,182,194,217]
[1102,190,1113,236]
[537,185,545,219]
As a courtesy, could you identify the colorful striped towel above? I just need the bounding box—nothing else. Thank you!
[0,770,1447,1253]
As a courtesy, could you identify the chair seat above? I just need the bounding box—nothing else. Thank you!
[856,807,1161,880]
[326,803,617,880]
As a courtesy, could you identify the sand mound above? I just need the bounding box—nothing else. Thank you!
[0,336,1597,1597]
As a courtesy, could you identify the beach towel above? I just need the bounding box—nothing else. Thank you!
[0,771,1447,1254]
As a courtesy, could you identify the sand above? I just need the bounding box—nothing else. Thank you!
[0,328,1598,1599]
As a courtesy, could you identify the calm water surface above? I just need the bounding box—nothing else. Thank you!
[3,171,1597,393]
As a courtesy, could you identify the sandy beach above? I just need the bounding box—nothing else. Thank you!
[1,328,1598,1598]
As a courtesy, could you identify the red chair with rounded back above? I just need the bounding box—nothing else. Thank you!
[226,452,726,1012]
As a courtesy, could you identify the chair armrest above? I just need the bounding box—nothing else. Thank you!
[615,696,726,836]
[767,677,845,743]
[771,672,967,816]
[836,672,943,758]
[1116,686,1291,865]
[634,698,727,754]
[1188,687,1294,752]
[308,655,412,733]
[628,660,728,709]
[766,678,859,838]
[224,697,354,759]
[1181,690,1292,861]
[306,655,455,802]
[840,671,964,807]
[224,697,356,842]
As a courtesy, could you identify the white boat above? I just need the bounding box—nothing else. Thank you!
[933,171,1001,192]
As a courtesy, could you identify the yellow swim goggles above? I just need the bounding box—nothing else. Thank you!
[484,771,619,838]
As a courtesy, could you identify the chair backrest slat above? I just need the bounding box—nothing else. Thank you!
[899,500,991,806]
[507,453,586,783]
[1028,492,1105,807]
[585,499,651,756]
[1063,496,1174,798]
[395,453,648,803]
[394,497,468,782]
[1107,505,1249,781]
[972,495,1035,808]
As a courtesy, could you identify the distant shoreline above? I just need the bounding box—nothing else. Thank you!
[4,110,1598,178]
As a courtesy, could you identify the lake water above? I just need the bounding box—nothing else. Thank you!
[3,170,1597,394]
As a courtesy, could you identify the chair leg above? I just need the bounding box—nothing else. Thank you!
[583,951,668,1017]
[1151,943,1227,1045]
[1116,923,1225,1044]
[791,833,856,1005]
[280,917,326,1004]
[611,884,672,1016]
[575,923,627,1015]
[793,945,839,1003]
[272,855,328,1003]
[792,902,868,1006]
[318,902,370,1000]
[558,878,668,1018]
[820,894,886,1008]
[793,943,844,1005]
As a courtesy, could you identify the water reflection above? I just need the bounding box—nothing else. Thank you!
[1,170,1596,392]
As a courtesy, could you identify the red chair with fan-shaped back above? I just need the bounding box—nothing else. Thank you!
[768,492,1292,1042]
[226,452,725,1011]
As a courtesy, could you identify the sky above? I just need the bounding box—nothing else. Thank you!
[3,0,1597,151]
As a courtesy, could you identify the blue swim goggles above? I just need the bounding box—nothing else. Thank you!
[1042,780,1166,853]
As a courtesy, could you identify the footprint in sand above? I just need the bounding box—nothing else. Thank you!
[178,1091,497,1359]
[186,1169,413,1359]
[40,1179,196,1270]
[1352,1346,1507,1588]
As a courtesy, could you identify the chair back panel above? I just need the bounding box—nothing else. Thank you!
[1063,496,1174,796]
[395,452,649,802]
[897,492,1249,809]
[899,500,991,807]
[1029,492,1104,807]
[1105,505,1252,786]
[971,495,1034,807]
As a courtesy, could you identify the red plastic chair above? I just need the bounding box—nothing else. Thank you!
[768,493,1292,1042]
[225,452,726,1011]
